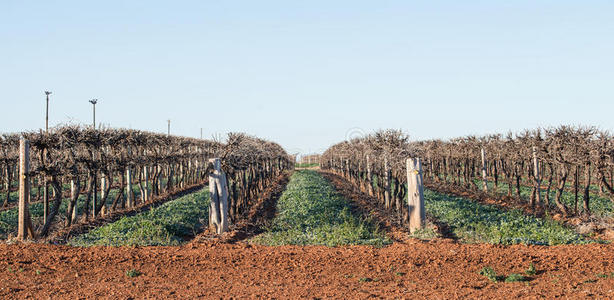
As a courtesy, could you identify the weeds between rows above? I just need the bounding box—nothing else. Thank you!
[251,170,390,246]
[417,189,587,245]
[60,169,590,247]
[482,180,614,217]
[0,180,166,209]
[368,175,587,245]
[0,184,151,240]
[433,176,614,217]
[69,188,209,247]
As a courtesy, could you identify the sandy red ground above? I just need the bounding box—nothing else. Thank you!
[1,241,614,299]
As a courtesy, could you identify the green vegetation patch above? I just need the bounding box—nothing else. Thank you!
[480,180,613,217]
[69,188,209,247]
[479,267,502,282]
[251,170,390,246]
[424,189,586,245]
[504,273,528,282]
[479,266,531,283]
[0,184,147,239]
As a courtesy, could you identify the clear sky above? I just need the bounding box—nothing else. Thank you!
[1,1,613,156]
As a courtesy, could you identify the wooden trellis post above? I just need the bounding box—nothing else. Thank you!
[143,166,149,201]
[366,155,374,196]
[156,164,162,193]
[100,174,106,205]
[92,173,97,219]
[18,139,34,240]
[346,159,351,181]
[481,148,488,192]
[187,160,192,185]
[179,164,184,188]
[407,158,425,233]
[70,179,78,223]
[195,159,200,182]
[126,167,133,207]
[345,159,350,179]
[384,156,391,209]
[532,146,541,204]
[209,158,229,234]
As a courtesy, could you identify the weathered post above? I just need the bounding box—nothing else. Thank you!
[407,158,425,233]
[347,159,353,181]
[187,160,192,185]
[166,165,172,192]
[481,148,488,192]
[3,165,10,206]
[43,179,48,226]
[366,155,374,196]
[532,146,542,204]
[126,167,133,207]
[92,172,97,218]
[179,164,184,188]
[384,157,391,209]
[357,159,363,190]
[195,159,200,183]
[156,164,162,193]
[70,179,78,223]
[18,139,34,240]
[100,174,106,201]
[345,159,350,180]
[143,166,149,201]
[209,158,229,234]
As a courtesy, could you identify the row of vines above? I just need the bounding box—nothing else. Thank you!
[321,126,614,221]
[0,126,292,239]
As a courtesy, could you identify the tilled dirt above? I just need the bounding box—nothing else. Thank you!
[2,171,614,299]
[1,241,614,299]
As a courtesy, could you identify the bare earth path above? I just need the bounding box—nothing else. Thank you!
[1,241,614,299]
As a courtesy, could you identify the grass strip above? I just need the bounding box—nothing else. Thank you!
[251,170,390,246]
[483,180,613,217]
[424,189,587,245]
[68,188,209,247]
[0,184,148,239]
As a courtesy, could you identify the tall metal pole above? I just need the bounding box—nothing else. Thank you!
[89,99,98,129]
[167,119,171,136]
[200,128,203,139]
[44,91,51,131]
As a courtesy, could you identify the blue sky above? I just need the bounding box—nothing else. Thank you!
[1,1,613,155]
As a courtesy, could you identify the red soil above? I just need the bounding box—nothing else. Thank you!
[1,241,613,299]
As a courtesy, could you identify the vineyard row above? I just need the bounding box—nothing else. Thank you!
[321,125,614,223]
[0,126,292,240]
